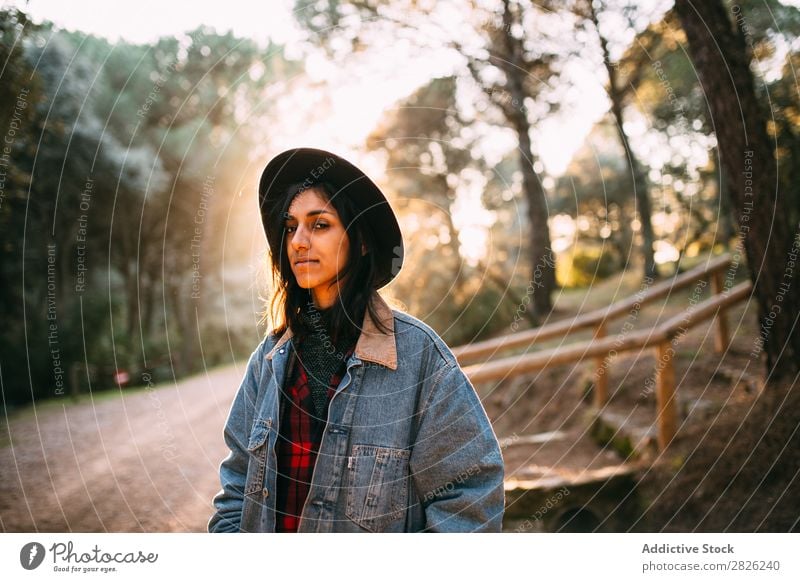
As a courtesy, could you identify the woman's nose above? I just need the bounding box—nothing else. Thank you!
[291,225,311,250]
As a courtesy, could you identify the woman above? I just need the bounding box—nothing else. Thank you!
[208,147,505,533]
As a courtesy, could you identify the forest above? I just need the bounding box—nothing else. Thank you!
[1,0,798,407]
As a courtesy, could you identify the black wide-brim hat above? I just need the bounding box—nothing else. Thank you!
[258,147,404,288]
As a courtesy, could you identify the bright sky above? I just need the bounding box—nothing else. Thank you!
[6,0,606,176]
[8,0,797,170]
[4,0,302,45]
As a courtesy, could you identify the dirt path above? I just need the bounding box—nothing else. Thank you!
[0,364,244,532]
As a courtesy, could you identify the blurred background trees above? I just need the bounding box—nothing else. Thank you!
[1,10,298,402]
[2,0,799,404]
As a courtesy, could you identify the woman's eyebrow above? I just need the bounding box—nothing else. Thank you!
[284,209,335,220]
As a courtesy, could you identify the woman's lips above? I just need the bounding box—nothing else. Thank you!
[294,259,318,267]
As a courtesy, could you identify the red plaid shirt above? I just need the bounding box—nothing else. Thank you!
[275,346,353,532]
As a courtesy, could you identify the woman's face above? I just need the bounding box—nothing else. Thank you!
[284,187,351,309]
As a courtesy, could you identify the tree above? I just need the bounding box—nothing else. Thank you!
[0,11,299,403]
[576,0,658,279]
[491,0,558,318]
[553,121,635,270]
[366,76,525,340]
[674,0,800,382]
[294,0,560,320]
[366,76,472,297]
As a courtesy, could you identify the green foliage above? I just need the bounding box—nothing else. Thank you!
[558,245,619,288]
[368,76,489,336]
[433,282,519,347]
[0,9,297,405]
[590,413,636,460]
[5,0,799,405]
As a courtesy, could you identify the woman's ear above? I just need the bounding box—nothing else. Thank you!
[361,243,367,256]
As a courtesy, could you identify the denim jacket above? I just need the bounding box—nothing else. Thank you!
[207,292,505,533]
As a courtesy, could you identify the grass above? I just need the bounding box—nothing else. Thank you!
[552,250,747,315]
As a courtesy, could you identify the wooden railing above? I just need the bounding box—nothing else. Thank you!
[458,254,752,450]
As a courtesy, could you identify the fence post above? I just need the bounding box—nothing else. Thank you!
[655,341,677,450]
[710,270,730,353]
[593,322,608,407]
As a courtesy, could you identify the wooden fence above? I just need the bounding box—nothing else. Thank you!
[457,254,752,450]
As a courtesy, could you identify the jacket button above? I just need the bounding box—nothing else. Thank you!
[279,348,285,354]
[262,488,269,498]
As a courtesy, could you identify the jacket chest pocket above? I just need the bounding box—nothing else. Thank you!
[244,418,273,497]
[345,444,411,532]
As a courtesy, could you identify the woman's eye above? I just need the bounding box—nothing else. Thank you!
[284,225,296,233]
[314,222,329,230]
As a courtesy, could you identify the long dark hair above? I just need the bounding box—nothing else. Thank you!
[265,180,392,345]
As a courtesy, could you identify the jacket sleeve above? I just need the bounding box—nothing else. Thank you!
[207,343,264,533]
[409,361,505,532]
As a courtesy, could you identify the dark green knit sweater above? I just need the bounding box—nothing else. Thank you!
[295,303,356,418]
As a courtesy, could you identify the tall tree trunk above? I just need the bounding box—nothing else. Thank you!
[588,0,657,280]
[718,175,736,243]
[435,174,467,298]
[124,258,141,368]
[502,0,555,320]
[609,97,657,279]
[674,0,800,382]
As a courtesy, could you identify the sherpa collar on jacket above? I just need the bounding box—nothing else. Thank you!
[266,291,398,370]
